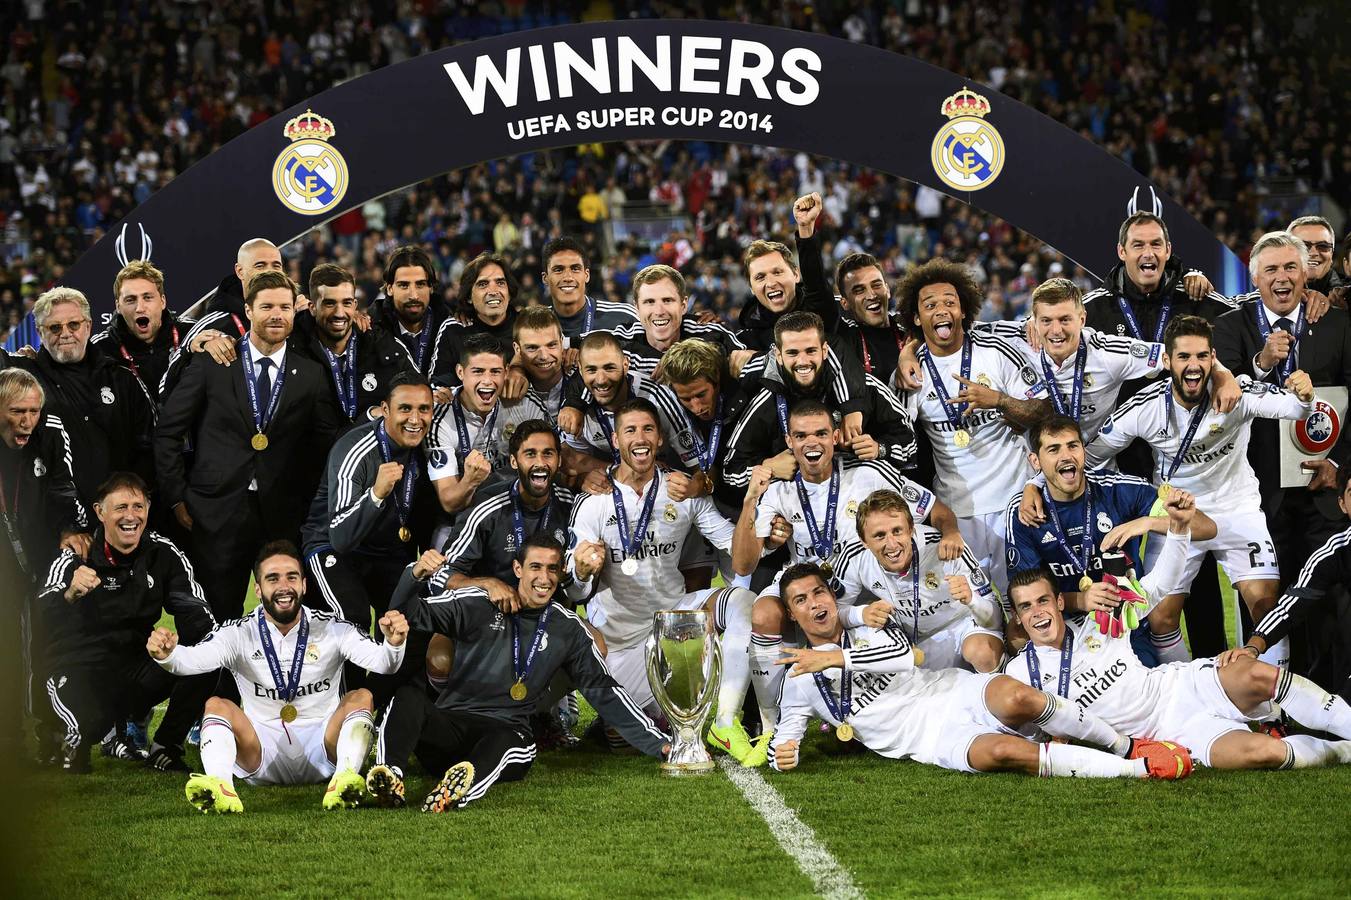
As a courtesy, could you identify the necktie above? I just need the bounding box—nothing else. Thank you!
[257,357,273,414]
[1274,316,1293,333]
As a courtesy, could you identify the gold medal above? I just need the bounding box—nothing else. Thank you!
[280,703,298,723]
[819,561,833,579]
[952,429,971,449]
[836,723,854,742]
[510,681,528,701]
[251,432,269,451]
[1157,482,1172,502]
[1078,575,1093,592]
[398,526,412,542]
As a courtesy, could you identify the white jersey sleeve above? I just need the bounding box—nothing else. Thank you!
[768,673,815,770]
[842,624,919,673]
[690,494,736,553]
[1237,376,1312,421]
[1087,389,1153,470]
[156,621,241,675]
[332,618,406,674]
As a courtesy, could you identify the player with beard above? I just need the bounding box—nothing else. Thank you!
[730,403,955,763]
[565,399,758,750]
[90,260,185,401]
[506,307,568,424]
[560,332,700,493]
[540,237,639,348]
[290,264,413,428]
[425,336,511,514]
[614,264,755,379]
[768,562,1192,780]
[832,490,1005,675]
[722,312,916,495]
[1088,315,1315,668]
[147,541,409,813]
[429,253,521,390]
[834,252,909,384]
[373,245,452,376]
[1007,415,1217,610]
[897,260,1051,596]
[38,473,214,773]
[1006,499,1351,771]
[300,375,435,671]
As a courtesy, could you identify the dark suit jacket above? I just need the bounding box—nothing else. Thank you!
[1214,297,1351,519]
[153,342,341,541]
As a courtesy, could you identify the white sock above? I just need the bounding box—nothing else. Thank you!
[1280,734,1351,769]
[198,715,237,789]
[750,633,785,731]
[1274,668,1351,739]
[1259,636,1290,669]
[1033,694,1132,757]
[715,588,755,729]
[1038,742,1147,778]
[1149,627,1190,664]
[335,709,375,772]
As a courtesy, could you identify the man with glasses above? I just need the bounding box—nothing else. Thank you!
[2,287,155,507]
[1288,216,1345,302]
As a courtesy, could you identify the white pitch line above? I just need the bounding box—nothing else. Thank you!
[717,757,865,900]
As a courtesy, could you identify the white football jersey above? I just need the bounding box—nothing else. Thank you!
[562,373,701,470]
[1088,376,1310,515]
[833,524,997,642]
[753,459,935,567]
[156,607,404,726]
[565,469,735,649]
[905,332,1048,516]
[426,389,510,480]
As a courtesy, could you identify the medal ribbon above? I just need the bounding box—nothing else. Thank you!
[919,339,973,433]
[795,459,840,561]
[510,481,552,548]
[1025,628,1073,698]
[323,329,359,420]
[452,388,500,468]
[375,419,419,533]
[510,604,554,689]
[239,337,287,436]
[1041,483,1094,578]
[1116,297,1172,343]
[408,316,431,371]
[0,469,25,574]
[685,395,724,473]
[119,322,179,385]
[257,607,309,708]
[1161,387,1211,485]
[858,324,907,376]
[1041,339,1087,419]
[811,631,852,723]
[611,468,661,562]
[1252,302,1306,380]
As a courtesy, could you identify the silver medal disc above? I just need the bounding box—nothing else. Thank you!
[621,558,639,576]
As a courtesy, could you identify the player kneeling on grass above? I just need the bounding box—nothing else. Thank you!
[146,540,409,813]
[767,562,1192,779]
[367,534,670,813]
[1005,492,1351,770]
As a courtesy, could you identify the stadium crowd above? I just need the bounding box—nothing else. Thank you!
[2,1,1351,814]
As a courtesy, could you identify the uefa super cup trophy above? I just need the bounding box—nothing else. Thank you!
[645,609,722,775]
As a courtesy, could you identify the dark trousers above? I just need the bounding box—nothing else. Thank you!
[377,683,535,807]
[191,494,268,621]
[304,548,411,690]
[45,655,208,752]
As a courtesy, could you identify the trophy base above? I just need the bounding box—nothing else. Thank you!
[659,759,716,776]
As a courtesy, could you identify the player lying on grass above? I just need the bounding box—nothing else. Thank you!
[146,540,408,813]
[367,534,670,812]
[767,561,1193,779]
[1005,493,1351,770]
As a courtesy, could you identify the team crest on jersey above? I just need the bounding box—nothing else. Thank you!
[1083,373,1095,388]
[33,457,46,477]
[1097,512,1112,533]
[503,423,516,440]
[976,374,993,388]
[305,643,321,663]
[362,373,377,392]
[845,500,858,518]
[930,88,1004,191]
[537,632,550,653]
[100,386,115,404]
[325,554,336,568]
[924,572,939,590]
[663,503,678,523]
[272,109,348,216]
[1209,423,1223,436]
[1084,635,1103,652]
[146,573,155,589]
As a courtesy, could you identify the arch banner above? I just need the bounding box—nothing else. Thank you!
[65,20,1243,318]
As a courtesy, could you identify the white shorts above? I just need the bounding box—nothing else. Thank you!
[915,617,1005,671]
[237,718,335,786]
[1144,512,1280,588]
[598,588,717,711]
[957,512,1008,596]
[889,669,1005,773]
[1146,659,1271,767]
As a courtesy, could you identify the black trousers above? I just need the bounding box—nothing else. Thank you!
[191,494,268,621]
[377,683,535,808]
[45,655,209,752]
[305,548,411,691]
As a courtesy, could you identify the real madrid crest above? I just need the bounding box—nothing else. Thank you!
[1083,373,1095,388]
[931,87,1005,192]
[976,374,993,388]
[1209,423,1223,436]
[924,572,939,590]
[845,500,858,518]
[305,643,321,663]
[362,373,378,392]
[273,109,349,216]
[663,503,678,523]
[1084,635,1103,653]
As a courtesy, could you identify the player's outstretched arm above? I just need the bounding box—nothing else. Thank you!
[565,628,668,758]
[149,624,232,675]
